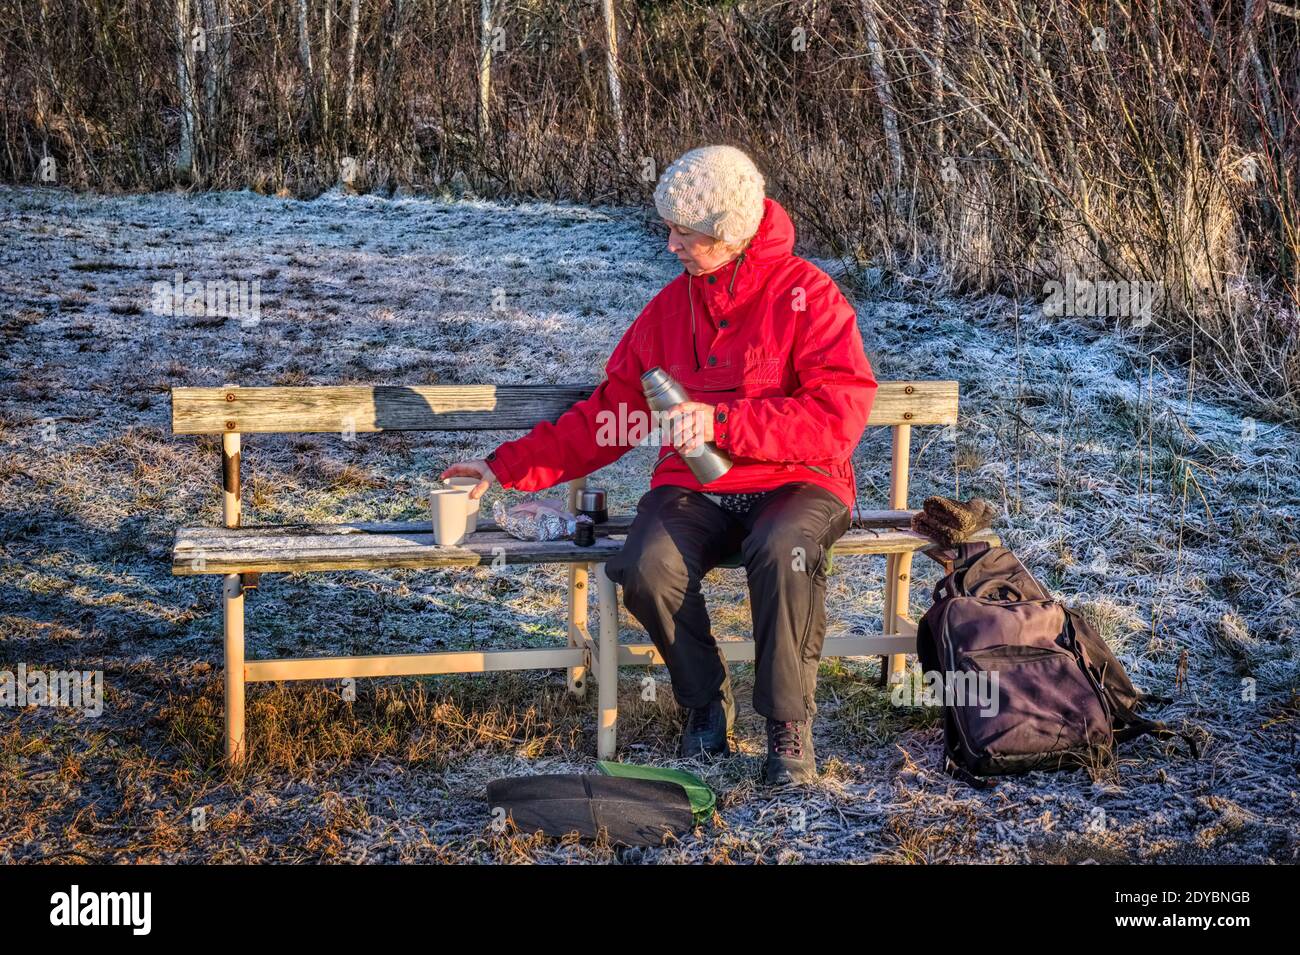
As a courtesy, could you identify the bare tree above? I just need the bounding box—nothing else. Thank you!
[198,0,231,136]
[344,0,361,134]
[931,0,947,159]
[859,0,904,188]
[219,0,232,84]
[478,0,493,139]
[297,0,315,82]
[601,0,625,158]
[175,0,198,180]
[320,0,334,135]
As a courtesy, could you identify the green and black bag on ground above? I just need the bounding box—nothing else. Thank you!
[486,763,714,847]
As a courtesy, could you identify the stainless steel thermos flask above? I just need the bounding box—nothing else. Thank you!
[640,366,733,484]
[576,488,608,524]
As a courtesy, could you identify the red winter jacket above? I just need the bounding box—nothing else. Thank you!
[485,198,878,511]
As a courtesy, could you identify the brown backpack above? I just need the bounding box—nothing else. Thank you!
[916,542,1197,785]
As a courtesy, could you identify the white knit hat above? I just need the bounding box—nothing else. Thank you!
[653,145,767,244]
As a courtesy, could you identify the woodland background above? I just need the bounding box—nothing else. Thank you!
[2,1,1298,414]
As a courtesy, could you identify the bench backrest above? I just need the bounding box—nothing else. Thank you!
[171,381,958,528]
[172,382,958,434]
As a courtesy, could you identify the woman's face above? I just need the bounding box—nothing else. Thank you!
[664,219,745,276]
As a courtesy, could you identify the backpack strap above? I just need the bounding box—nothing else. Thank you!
[936,541,993,599]
[933,575,958,603]
[957,540,992,564]
[1112,715,1201,759]
[942,718,998,789]
[1136,691,1173,707]
[972,577,1025,601]
[944,756,999,790]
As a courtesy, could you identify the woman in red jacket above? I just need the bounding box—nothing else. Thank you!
[442,145,878,784]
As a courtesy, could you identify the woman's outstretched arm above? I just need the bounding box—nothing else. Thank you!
[483,313,652,492]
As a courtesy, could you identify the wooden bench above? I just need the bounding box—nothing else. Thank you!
[170,382,998,764]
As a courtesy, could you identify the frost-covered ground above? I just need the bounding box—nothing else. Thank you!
[1,185,1296,864]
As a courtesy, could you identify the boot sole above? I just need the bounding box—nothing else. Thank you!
[763,764,818,786]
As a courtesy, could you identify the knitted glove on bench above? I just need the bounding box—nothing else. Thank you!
[910,496,999,548]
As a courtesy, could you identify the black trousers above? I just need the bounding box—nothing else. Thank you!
[605,483,852,722]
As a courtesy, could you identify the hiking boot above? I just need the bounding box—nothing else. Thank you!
[764,718,817,785]
[679,669,736,758]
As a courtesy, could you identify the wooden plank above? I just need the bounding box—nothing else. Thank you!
[883,424,914,682]
[173,527,623,574]
[220,429,245,763]
[240,636,919,684]
[171,384,596,435]
[850,507,918,528]
[173,523,999,575]
[596,563,619,759]
[867,381,958,426]
[171,381,958,435]
[222,432,241,527]
[565,479,590,699]
[714,527,998,568]
[572,623,595,654]
[223,573,246,763]
[244,647,587,682]
[617,634,915,665]
[168,508,929,543]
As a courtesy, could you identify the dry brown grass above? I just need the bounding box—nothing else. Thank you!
[163,675,591,775]
[0,667,637,863]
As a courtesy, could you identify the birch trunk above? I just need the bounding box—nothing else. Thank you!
[859,0,904,188]
[344,0,360,133]
[320,0,334,135]
[297,0,314,81]
[601,0,625,157]
[931,0,946,159]
[219,0,231,81]
[175,0,198,179]
[199,0,220,132]
[477,0,492,139]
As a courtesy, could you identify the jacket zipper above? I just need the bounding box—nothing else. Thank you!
[688,274,701,372]
[1064,612,1115,726]
[689,252,745,373]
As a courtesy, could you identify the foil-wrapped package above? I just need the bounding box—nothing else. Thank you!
[493,499,581,542]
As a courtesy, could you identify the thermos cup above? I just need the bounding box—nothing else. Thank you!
[577,488,608,525]
[640,367,733,484]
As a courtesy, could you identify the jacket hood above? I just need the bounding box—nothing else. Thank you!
[688,197,797,317]
[745,197,797,265]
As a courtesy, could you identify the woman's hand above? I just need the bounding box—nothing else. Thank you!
[663,401,716,456]
[439,459,498,500]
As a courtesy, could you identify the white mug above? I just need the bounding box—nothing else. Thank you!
[442,477,482,532]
